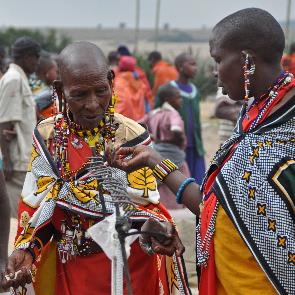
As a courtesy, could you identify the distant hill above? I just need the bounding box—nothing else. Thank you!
[1,25,294,45]
[45,22,295,44]
[0,25,293,56]
[54,27,213,43]
[0,26,212,43]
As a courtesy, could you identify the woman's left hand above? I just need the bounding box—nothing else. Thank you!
[139,218,185,257]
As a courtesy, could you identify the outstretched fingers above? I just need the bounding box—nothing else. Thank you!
[108,146,148,172]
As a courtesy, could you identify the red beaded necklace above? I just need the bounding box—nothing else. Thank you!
[242,72,295,132]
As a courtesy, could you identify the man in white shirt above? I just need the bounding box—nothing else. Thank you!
[0,37,41,218]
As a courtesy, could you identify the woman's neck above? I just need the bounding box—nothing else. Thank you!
[251,64,282,98]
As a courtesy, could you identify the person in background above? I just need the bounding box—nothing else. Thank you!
[34,53,58,119]
[170,53,205,185]
[141,83,189,209]
[117,45,153,110]
[0,36,40,218]
[215,87,242,144]
[0,46,6,79]
[1,56,12,75]
[148,51,178,99]
[115,55,147,121]
[0,48,10,268]
[117,44,131,57]
[0,119,10,277]
[107,50,120,75]
[0,170,9,270]
[281,42,295,75]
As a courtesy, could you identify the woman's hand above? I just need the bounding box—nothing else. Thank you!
[139,218,185,257]
[106,145,164,172]
[107,144,201,216]
[1,249,33,290]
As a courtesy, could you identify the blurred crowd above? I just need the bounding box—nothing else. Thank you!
[0,35,294,286]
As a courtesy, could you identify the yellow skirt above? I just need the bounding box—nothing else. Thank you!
[214,206,277,295]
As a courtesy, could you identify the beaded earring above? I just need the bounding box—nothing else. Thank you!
[51,82,66,174]
[51,85,57,117]
[52,82,64,114]
[243,53,256,102]
[103,72,118,150]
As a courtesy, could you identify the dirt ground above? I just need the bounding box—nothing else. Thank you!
[8,101,219,294]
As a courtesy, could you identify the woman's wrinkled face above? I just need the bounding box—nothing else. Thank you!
[63,66,112,129]
[209,35,244,101]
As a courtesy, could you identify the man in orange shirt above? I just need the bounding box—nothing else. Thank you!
[148,51,178,100]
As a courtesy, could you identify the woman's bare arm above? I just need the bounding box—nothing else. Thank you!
[107,145,201,215]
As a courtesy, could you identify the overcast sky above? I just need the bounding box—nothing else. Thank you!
[0,0,293,29]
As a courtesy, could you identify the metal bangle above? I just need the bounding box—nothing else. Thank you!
[176,177,196,204]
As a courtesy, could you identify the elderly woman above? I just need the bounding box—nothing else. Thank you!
[1,42,190,295]
[109,8,295,295]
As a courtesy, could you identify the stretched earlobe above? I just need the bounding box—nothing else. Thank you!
[241,50,255,64]
[107,70,115,85]
[242,51,256,102]
[52,80,64,113]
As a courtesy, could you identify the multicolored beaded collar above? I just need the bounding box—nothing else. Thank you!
[66,109,105,138]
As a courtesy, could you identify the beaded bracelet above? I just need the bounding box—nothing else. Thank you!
[152,159,179,182]
[176,178,196,204]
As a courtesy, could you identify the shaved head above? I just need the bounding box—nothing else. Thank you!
[58,41,110,85]
[211,8,285,64]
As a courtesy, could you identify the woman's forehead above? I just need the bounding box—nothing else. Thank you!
[209,31,221,48]
[62,66,108,85]
[209,39,220,56]
[209,35,232,57]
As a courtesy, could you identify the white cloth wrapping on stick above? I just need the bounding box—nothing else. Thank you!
[87,213,139,295]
